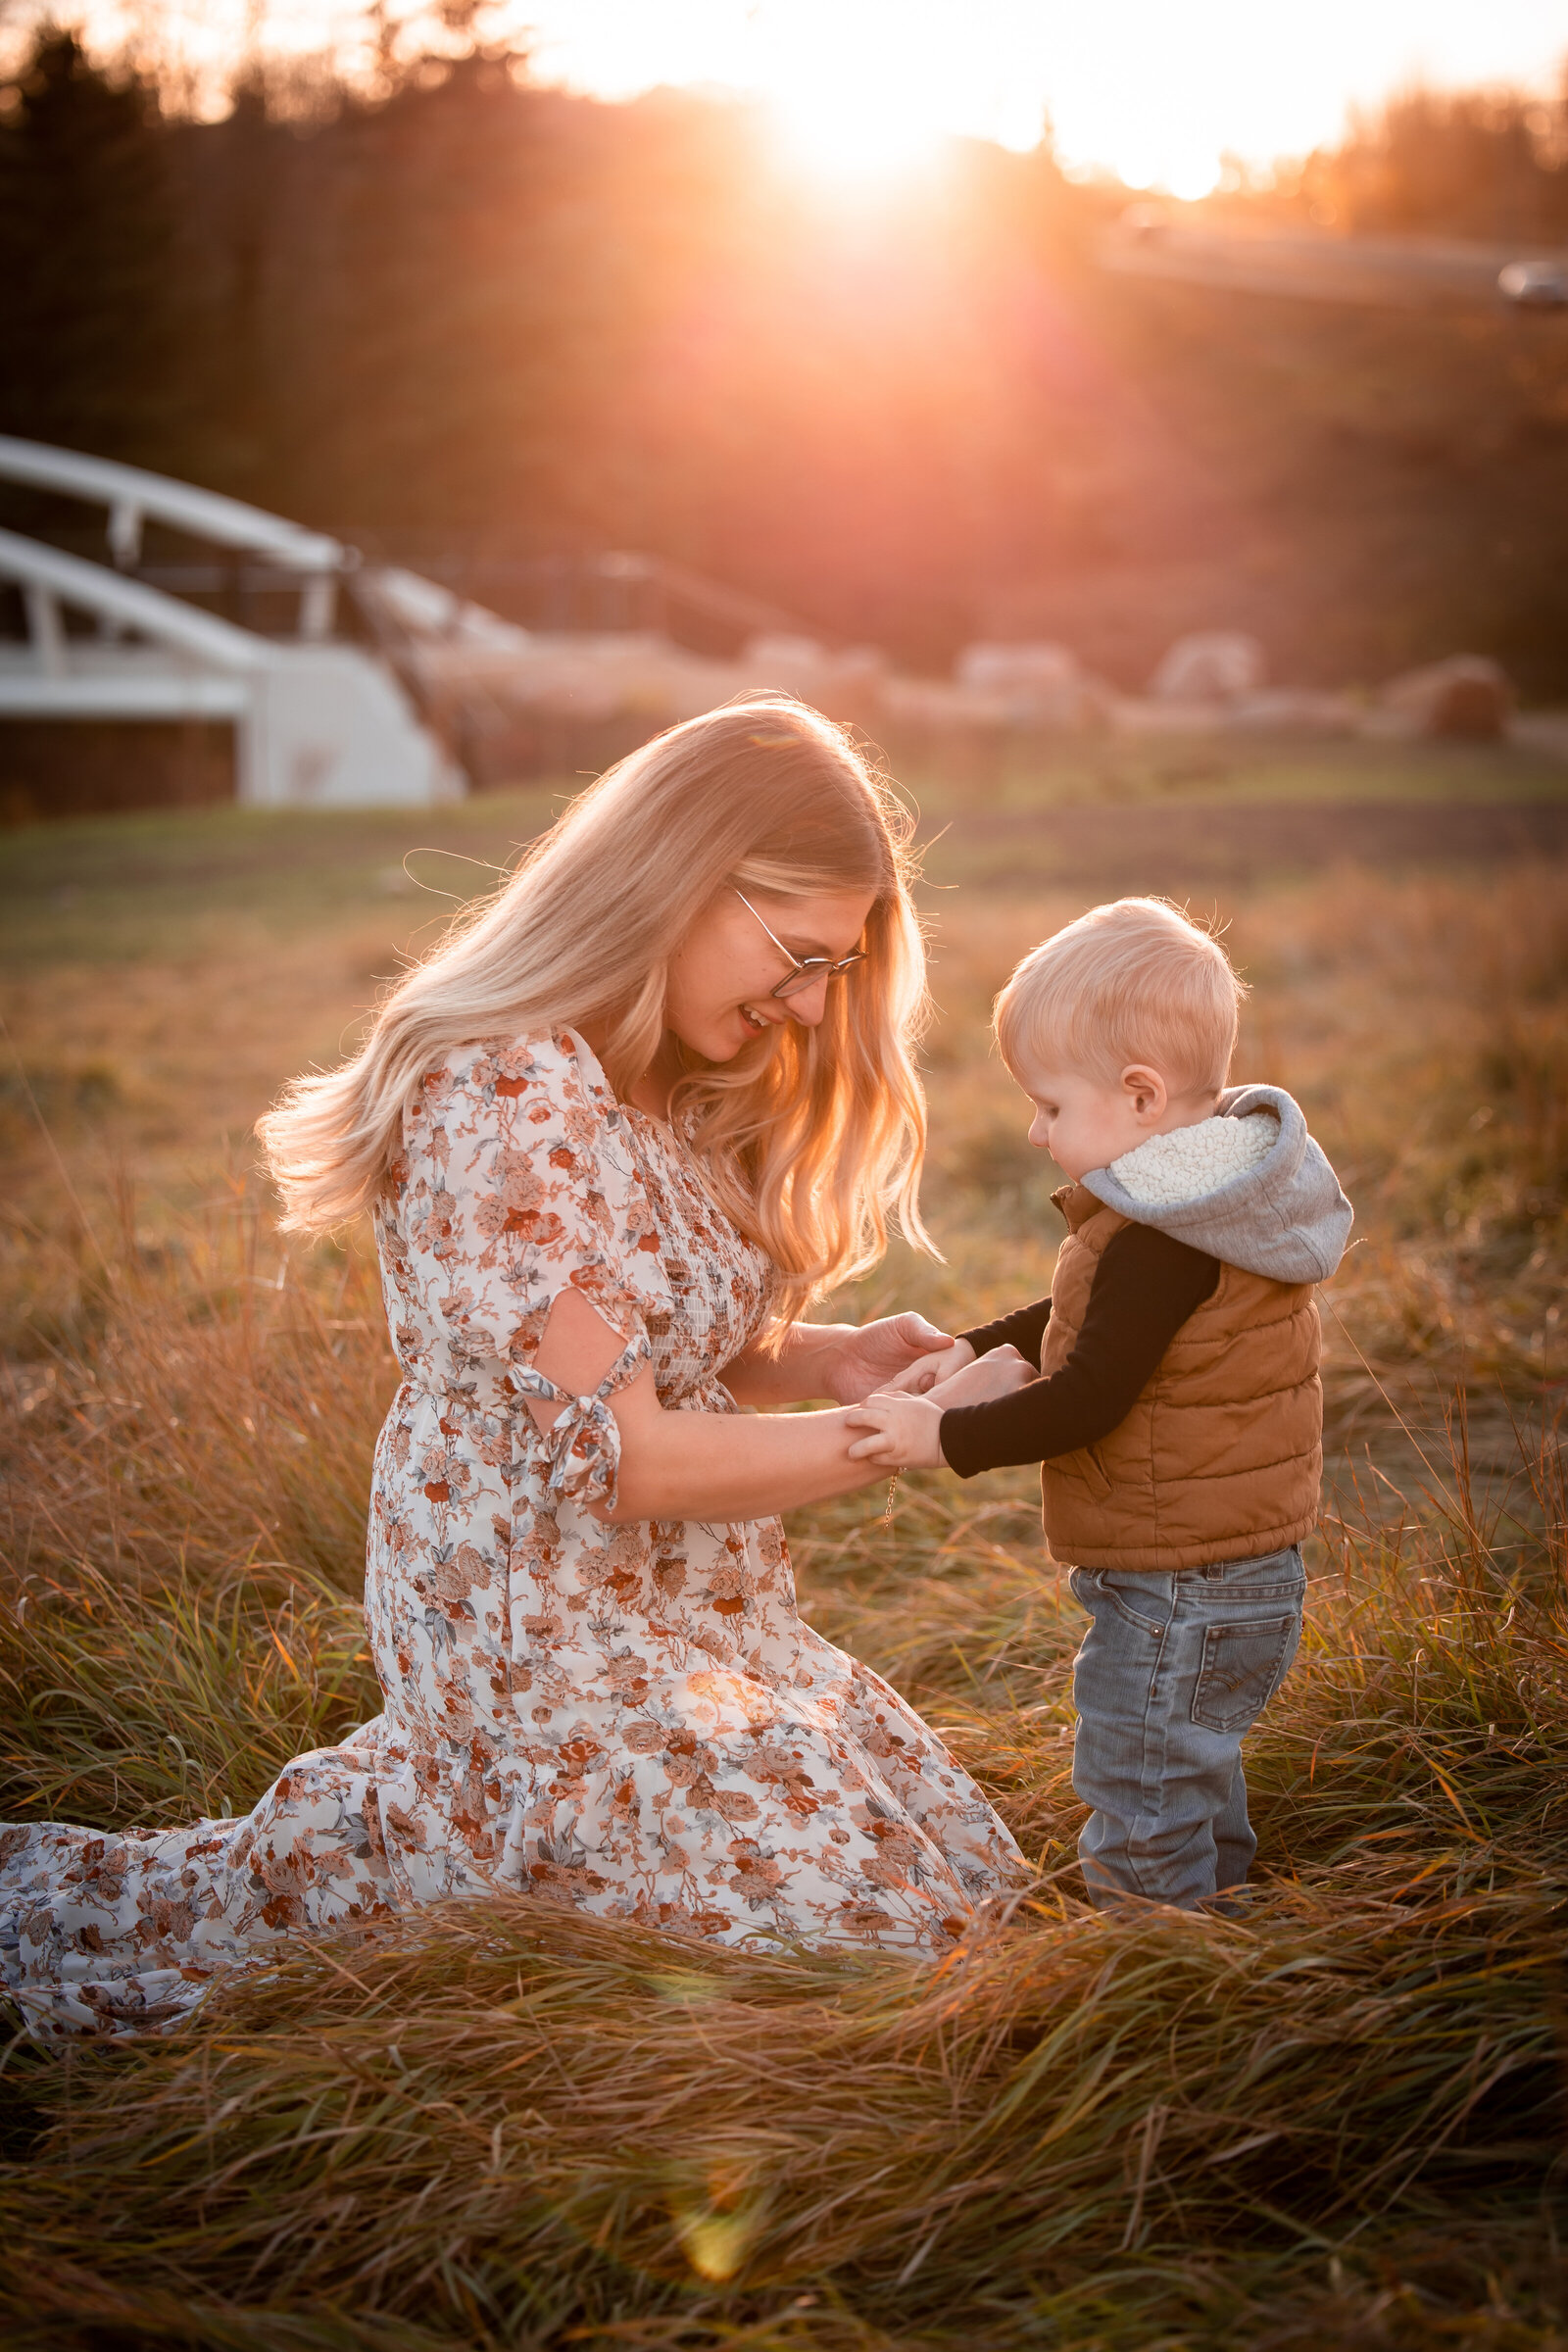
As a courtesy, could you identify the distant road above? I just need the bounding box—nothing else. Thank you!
[1099,220,1568,310]
[945,799,1568,894]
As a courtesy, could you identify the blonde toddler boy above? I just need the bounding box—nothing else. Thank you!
[847,898,1351,1911]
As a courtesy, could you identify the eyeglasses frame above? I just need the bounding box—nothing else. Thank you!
[734,889,868,1001]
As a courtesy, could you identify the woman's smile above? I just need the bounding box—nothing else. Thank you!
[661,883,874,1070]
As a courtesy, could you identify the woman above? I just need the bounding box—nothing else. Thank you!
[1,702,1028,2038]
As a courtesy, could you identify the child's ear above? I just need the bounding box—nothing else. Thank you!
[1120,1063,1168,1122]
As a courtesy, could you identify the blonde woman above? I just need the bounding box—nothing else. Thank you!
[1,701,1027,2038]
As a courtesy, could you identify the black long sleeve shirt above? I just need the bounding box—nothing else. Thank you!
[939,1224,1221,1478]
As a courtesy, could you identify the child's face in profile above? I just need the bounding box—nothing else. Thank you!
[1011,1054,1184,1182]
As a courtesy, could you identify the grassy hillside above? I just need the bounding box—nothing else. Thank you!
[1,757,1565,2347]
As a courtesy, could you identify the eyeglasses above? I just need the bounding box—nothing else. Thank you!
[735,890,867,1001]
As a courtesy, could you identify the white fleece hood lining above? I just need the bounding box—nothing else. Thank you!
[1078,1084,1353,1285]
[1108,1110,1279,1207]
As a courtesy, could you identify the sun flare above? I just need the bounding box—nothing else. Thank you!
[768,86,951,184]
[746,4,989,186]
[764,62,956,185]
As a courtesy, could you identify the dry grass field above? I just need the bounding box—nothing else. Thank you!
[1,740,1565,2350]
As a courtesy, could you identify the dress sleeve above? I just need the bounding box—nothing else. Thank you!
[395,1030,656,1509]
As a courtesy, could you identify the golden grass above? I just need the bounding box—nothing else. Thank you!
[1,1870,1559,2340]
[1,817,1565,2347]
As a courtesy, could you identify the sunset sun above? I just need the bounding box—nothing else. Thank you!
[757,17,966,184]
[768,81,953,184]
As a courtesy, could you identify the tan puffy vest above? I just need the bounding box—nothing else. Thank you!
[1038,1184,1323,1572]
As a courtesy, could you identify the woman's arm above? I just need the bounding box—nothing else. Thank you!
[531,1288,887,1522]
[719,1311,954,1408]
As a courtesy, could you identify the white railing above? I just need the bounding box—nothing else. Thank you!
[0,495,456,808]
[0,436,350,639]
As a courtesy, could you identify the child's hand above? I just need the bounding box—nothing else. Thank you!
[880,1341,1037,1402]
[878,1338,976,1394]
[921,1344,1035,1407]
[844,1390,947,1468]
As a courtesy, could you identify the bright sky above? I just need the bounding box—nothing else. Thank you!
[34,0,1568,194]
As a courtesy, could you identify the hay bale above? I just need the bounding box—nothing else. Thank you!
[1379,655,1514,740]
[736,633,835,697]
[1149,631,1266,704]
[735,635,890,725]
[954,642,1105,729]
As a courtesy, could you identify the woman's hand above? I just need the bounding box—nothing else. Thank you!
[812,1311,955,1404]
[720,1311,955,1408]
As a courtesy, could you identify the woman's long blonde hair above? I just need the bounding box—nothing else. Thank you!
[259,699,934,1321]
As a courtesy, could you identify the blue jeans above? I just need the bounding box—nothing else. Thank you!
[1067,1546,1305,1909]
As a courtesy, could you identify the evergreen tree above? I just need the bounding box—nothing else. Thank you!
[0,31,187,464]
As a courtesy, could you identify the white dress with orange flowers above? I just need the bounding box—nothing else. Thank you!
[0,1030,1024,2037]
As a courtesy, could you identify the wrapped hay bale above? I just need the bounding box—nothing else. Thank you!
[954,641,1105,730]
[1377,655,1514,740]
[1149,631,1266,705]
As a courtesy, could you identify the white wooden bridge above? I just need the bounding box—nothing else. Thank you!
[5,440,1533,814]
[0,438,847,806]
[0,439,461,807]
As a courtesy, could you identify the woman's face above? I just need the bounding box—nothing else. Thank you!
[664,884,877,1063]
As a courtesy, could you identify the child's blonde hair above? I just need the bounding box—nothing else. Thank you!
[995,897,1246,1097]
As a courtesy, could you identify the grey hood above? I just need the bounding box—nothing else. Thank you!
[1078,1084,1352,1283]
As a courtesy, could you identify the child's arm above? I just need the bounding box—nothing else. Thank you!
[880,1297,1055,1396]
[851,1232,1221,1477]
[846,1346,1036,1464]
[938,1227,1219,1478]
[878,1295,1054,1396]
[956,1295,1054,1368]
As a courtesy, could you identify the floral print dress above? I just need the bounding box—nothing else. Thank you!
[1,1030,1024,2038]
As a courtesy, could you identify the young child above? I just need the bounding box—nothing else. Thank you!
[846,897,1351,1912]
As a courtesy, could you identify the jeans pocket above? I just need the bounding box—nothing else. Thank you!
[1094,1569,1167,1636]
[1191,1614,1298,1734]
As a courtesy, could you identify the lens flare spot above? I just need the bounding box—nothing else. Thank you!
[670,2201,759,2282]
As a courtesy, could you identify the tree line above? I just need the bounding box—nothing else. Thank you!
[3,27,1566,690]
[1285,82,1568,242]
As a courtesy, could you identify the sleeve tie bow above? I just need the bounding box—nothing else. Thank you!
[512,1330,651,1512]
